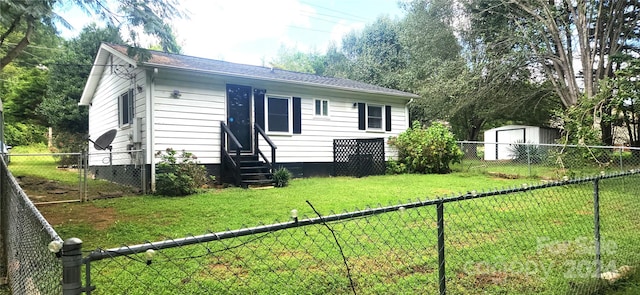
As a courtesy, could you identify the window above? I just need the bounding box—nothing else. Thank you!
[367,105,383,129]
[314,99,329,117]
[267,96,290,133]
[358,103,392,132]
[119,89,134,127]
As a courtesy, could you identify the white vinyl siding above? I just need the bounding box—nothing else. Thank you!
[87,54,146,166]
[252,86,409,164]
[151,71,226,165]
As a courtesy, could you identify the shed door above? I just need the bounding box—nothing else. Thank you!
[496,128,525,160]
[226,84,252,152]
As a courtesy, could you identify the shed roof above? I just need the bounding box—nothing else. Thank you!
[80,43,419,105]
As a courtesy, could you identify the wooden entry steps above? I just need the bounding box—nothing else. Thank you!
[238,154,274,187]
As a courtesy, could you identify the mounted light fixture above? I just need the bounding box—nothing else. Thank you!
[352,102,358,108]
[171,89,181,98]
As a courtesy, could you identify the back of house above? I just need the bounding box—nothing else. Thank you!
[80,43,419,187]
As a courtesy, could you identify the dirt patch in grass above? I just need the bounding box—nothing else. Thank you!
[487,172,522,180]
[456,269,539,292]
[17,175,81,202]
[17,175,138,203]
[37,203,120,230]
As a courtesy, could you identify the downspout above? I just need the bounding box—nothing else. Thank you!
[405,98,414,129]
[147,68,158,192]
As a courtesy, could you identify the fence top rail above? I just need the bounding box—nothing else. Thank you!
[88,149,144,155]
[9,152,82,156]
[84,169,640,262]
[457,141,640,151]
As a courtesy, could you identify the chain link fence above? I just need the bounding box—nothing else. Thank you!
[457,142,640,179]
[85,150,147,199]
[62,171,640,294]
[0,157,63,294]
[6,150,146,204]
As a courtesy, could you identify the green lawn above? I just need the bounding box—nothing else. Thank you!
[42,173,532,248]
[9,144,81,184]
[34,171,640,294]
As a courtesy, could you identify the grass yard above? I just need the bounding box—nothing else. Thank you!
[33,172,640,294]
[39,173,531,249]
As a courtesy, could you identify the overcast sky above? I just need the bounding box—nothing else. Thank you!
[56,0,407,66]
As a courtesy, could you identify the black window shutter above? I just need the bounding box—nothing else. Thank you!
[358,103,366,130]
[293,97,301,134]
[254,89,266,129]
[385,105,392,131]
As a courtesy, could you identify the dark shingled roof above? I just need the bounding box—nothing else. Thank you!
[107,43,418,98]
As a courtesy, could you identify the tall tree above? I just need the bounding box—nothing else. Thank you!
[0,0,185,71]
[470,0,639,107]
[269,45,326,75]
[37,24,123,134]
[327,16,410,90]
[3,66,49,124]
[468,0,640,144]
[406,0,561,140]
[599,55,640,148]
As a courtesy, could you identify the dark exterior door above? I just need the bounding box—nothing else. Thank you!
[226,84,252,152]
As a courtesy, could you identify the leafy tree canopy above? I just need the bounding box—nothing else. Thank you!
[0,0,185,71]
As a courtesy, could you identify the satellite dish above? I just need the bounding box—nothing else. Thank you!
[91,129,117,151]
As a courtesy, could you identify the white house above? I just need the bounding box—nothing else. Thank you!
[484,125,559,160]
[79,43,419,188]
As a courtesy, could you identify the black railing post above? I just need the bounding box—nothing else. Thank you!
[254,128,257,155]
[593,178,601,278]
[272,149,276,168]
[527,144,532,177]
[437,202,446,295]
[62,237,84,295]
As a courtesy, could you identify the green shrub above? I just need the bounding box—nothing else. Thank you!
[155,148,211,196]
[273,167,292,187]
[388,121,463,174]
[386,159,408,174]
[509,141,546,164]
[4,122,47,146]
[50,131,87,165]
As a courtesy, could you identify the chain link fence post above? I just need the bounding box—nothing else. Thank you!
[526,144,532,177]
[0,157,7,282]
[619,147,623,172]
[141,149,147,195]
[593,178,601,279]
[62,238,83,295]
[437,202,446,295]
[82,148,89,201]
[78,152,83,202]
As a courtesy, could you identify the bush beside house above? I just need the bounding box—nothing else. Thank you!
[388,121,463,174]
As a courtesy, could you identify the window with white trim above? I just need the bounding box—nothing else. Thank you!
[367,105,383,130]
[314,99,329,117]
[266,95,291,133]
[119,89,134,127]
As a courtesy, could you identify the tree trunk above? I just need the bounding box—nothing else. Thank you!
[0,17,34,71]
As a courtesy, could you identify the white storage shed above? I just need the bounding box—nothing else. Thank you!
[484,125,559,161]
